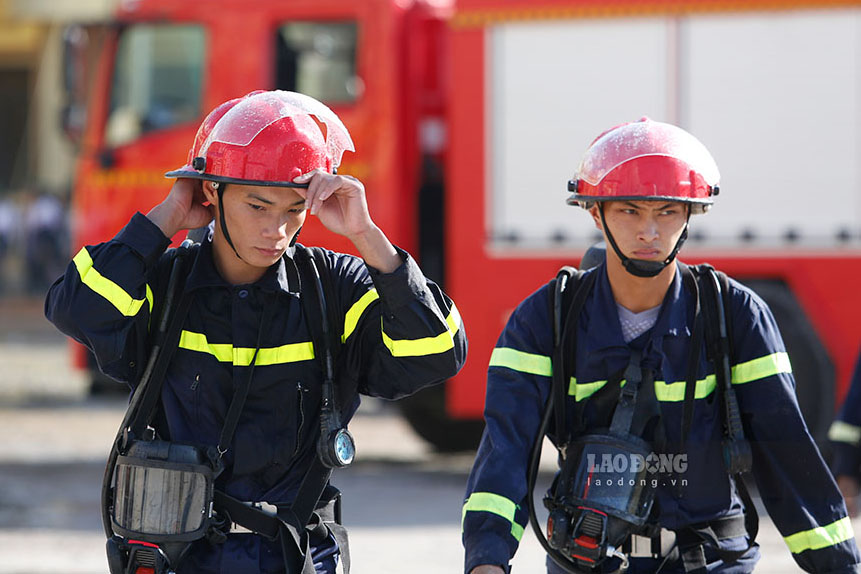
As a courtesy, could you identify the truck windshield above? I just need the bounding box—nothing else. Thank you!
[275,21,360,104]
[106,24,204,148]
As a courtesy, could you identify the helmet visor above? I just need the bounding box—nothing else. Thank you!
[200,90,355,168]
[578,120,719,188]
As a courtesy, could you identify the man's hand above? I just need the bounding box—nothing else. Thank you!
[471,566,505,574]
[837,475,860,517]
[147,178,213,239]
[294,169,400,273]
[293,169,373,239]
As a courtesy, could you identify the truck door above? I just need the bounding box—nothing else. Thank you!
[75,22,205,251]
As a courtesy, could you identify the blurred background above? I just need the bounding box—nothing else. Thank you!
[0,0,859,571]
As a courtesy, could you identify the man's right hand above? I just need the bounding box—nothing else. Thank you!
[837,475,860,517]
[471,566,505,574]
[146,178,213,239]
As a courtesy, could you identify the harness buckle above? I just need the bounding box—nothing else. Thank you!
[228,500,280,534]
[628,529,676,559]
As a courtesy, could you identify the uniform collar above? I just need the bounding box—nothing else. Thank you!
[583,263,690,353]
[184,239,299,294]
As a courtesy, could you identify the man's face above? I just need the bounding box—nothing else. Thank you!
[206,182,307,269]
[590,200,688,262]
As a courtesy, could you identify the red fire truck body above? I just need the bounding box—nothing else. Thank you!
[69,0,861,448]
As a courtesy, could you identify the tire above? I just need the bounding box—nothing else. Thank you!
[398,382,485,452]
[738,279,834,446]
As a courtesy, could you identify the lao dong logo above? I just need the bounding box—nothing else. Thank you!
[586,452,688,475]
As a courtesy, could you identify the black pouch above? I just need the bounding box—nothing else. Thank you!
[111,439,221,544]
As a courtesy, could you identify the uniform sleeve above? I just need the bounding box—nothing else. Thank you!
[462,285,553,574]
[44,212,170,384]
[828,351,861,479]
[729,282,861,573]
[328,246,466,401]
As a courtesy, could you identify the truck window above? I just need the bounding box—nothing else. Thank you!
[106,25,204,148]
[275,21,360,104]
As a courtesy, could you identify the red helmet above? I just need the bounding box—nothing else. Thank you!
[567,118,719,214]
[165,90,354,187]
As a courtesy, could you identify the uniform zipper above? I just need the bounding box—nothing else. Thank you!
[293,381,309,458]
[191,374,201,424]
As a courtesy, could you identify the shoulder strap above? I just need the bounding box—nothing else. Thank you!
[126,243,196,440]
[692,263,758,541]
[102,242,195,539]
[697,265,750,465]
[289,245,349,524]
[679,264,705,445]
[550,266,596,450]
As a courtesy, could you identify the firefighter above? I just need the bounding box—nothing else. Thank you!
[45,90,467,573]
[829,348,861,517]
[462,118,860,574]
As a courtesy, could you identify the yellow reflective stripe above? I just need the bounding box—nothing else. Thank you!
[255,343,315,365]
[784,517,855,554]
[489,347,552,377]
[828,421,861,445]
[732,352,792,384]
[381,306,462,357]
[342,288,379,343]
[567,352,790,403]
[654,375,718,402]
[178,330,314,366]
[73,247,152,317]
[462,492,525,541]
[568,377,607,401]
[446,303,464,334]
[145,285,153,317]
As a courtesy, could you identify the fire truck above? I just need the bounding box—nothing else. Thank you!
[64,0,861,450]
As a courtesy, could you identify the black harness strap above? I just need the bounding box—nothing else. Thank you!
[609,349,644,437]
[674,264,757,572]
[216,293,275,457]
[676,514,749,574]
[213,245,353,574]
[106,240,352,574]
[538,262,759,573]
[551,268,595,450]
[102,245,196,541]
[127,248,196,441]
[679,264,704,446]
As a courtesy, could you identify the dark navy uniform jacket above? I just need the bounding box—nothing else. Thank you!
[46,213,467,572]
[463,263,859,574]
[829,350,861,479]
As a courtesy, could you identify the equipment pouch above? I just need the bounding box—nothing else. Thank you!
[544,432,658,570]
[112,439,220,543]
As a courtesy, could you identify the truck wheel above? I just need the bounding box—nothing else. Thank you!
[399,382,485,452]
[740,279,834,446]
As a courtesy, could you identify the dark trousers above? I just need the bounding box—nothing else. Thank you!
[545,542,760,574]
[179,528,340,574]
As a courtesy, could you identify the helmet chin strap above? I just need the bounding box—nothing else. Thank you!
[214,182,244,261]
[598,204,689,278]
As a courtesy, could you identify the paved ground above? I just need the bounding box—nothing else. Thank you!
[0,296,855,572]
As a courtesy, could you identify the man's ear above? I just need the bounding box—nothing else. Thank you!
[589,205,603,230]
[201,180,219,204]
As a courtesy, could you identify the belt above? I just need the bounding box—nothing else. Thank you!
[623,514,750,574]
[222,496,339,536]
